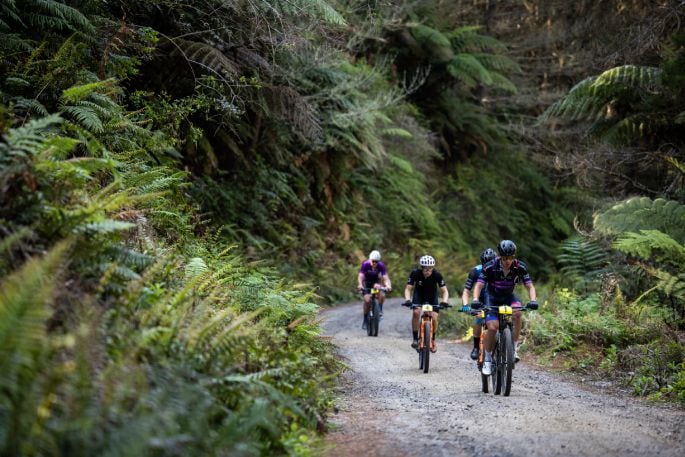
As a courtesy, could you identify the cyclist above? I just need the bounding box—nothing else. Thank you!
[461,247,497,360]
[403,255,449,352]
[357,250,392,330]
[471,240,538,375]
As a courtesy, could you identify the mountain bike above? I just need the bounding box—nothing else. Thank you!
[471,303,535,396]
[366,286,387,337]
[360,285,387,337]
[402,302,451,373]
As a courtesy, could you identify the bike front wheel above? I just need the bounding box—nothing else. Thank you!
[422,320,431,373]
[502,327,514,396]
[493,332,502,395]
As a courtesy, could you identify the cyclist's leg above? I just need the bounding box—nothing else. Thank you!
[378,290,385,315]
[510,294,523,361]
[411,292,420,346]
[472,288,489,358]
[430,296,440,352]
[483,293,499,353]
[510,294,523,343]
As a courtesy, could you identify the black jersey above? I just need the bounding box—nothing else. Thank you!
[463,264,488,302]
[407,268,446,305]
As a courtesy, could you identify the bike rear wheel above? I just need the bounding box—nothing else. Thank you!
[422,320,431,373]
[503,327,514,396]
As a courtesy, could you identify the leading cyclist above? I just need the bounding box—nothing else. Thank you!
[471,240,538,375]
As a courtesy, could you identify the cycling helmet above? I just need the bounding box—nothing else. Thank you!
[369,250,381,261]
[419,255,435,267]
[480,248,496,265]
[498,240,517,256]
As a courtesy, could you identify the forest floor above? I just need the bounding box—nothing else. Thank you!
[318,298,685,457]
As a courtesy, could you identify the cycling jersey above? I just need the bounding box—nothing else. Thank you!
[407,268,446,306]
[360,260,387,288]
[476,257,533,300]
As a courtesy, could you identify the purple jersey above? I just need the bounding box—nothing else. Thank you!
[360,260,387,287]
[477,257,533,300]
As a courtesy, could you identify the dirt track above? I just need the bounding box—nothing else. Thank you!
[319,298,685,457]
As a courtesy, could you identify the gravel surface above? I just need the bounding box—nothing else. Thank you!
[319,298,685,457]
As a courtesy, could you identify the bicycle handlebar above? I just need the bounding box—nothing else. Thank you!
[402,302,452,310]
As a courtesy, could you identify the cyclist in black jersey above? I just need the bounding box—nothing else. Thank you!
[461,248,496,360]
[403,255,449,351]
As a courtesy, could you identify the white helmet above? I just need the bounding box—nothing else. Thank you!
[369,250,381,261]
[419,255,435,267]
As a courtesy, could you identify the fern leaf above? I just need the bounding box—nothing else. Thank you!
[73,220,136,236]
[410,24,454,63]
[447,54,492,89]
[594,197,685,244]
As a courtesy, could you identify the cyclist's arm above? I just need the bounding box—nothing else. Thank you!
[461,288,470,306]
[383,273,392,291]
[472,282,484,301]
[525,282,537,301]
[440,285,449,303]
[404,284,413,301]
[357,271,365,290]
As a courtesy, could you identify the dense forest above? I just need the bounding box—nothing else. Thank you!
[1,0,684,455]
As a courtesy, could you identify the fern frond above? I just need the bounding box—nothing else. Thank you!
[276,0,346,25]
[61,105,104,132]
[171,38,239,79]
[613,230,685,265]
[594,197,685,244]
[61,79,117,104]
[447,53,491,88]
[410,24,454,63]
[73,220,136,236]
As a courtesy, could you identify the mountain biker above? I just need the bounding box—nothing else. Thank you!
[471,240,538,375]
[357,250,392,330]
[461,247,497,360]
[403,255,449,352]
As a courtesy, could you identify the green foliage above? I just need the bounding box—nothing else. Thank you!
[557,235,610,291]
[594,197,685,243]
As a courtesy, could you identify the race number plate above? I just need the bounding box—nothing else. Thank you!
[421,304,433,312]
[498,305,513,315]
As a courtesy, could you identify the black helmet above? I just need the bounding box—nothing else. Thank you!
[480,248,496,265]
[498,240,517,256]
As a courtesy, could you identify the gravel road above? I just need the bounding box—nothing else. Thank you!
[319,298,685,457]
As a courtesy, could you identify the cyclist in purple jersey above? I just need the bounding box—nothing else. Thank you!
[472,240,538,375]
[461,247,496,360]
[357,250,392,329]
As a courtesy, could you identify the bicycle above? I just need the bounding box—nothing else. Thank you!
[360,286,387,337]
[468,302,535,396]
[402,301,451,373]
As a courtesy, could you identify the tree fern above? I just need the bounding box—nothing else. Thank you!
[594,197,685,244]
[557,235,610,289]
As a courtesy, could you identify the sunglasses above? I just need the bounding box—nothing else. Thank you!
[421,266,433,271]
[371,260,378,264]
[501,255,515,261]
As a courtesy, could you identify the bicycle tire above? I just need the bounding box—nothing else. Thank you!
[481,373,489,393]
[503,327,514,396]
[371,300,379,337]
[422,320,431,373]
[367,297,376,337]
[493,332,502,395]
